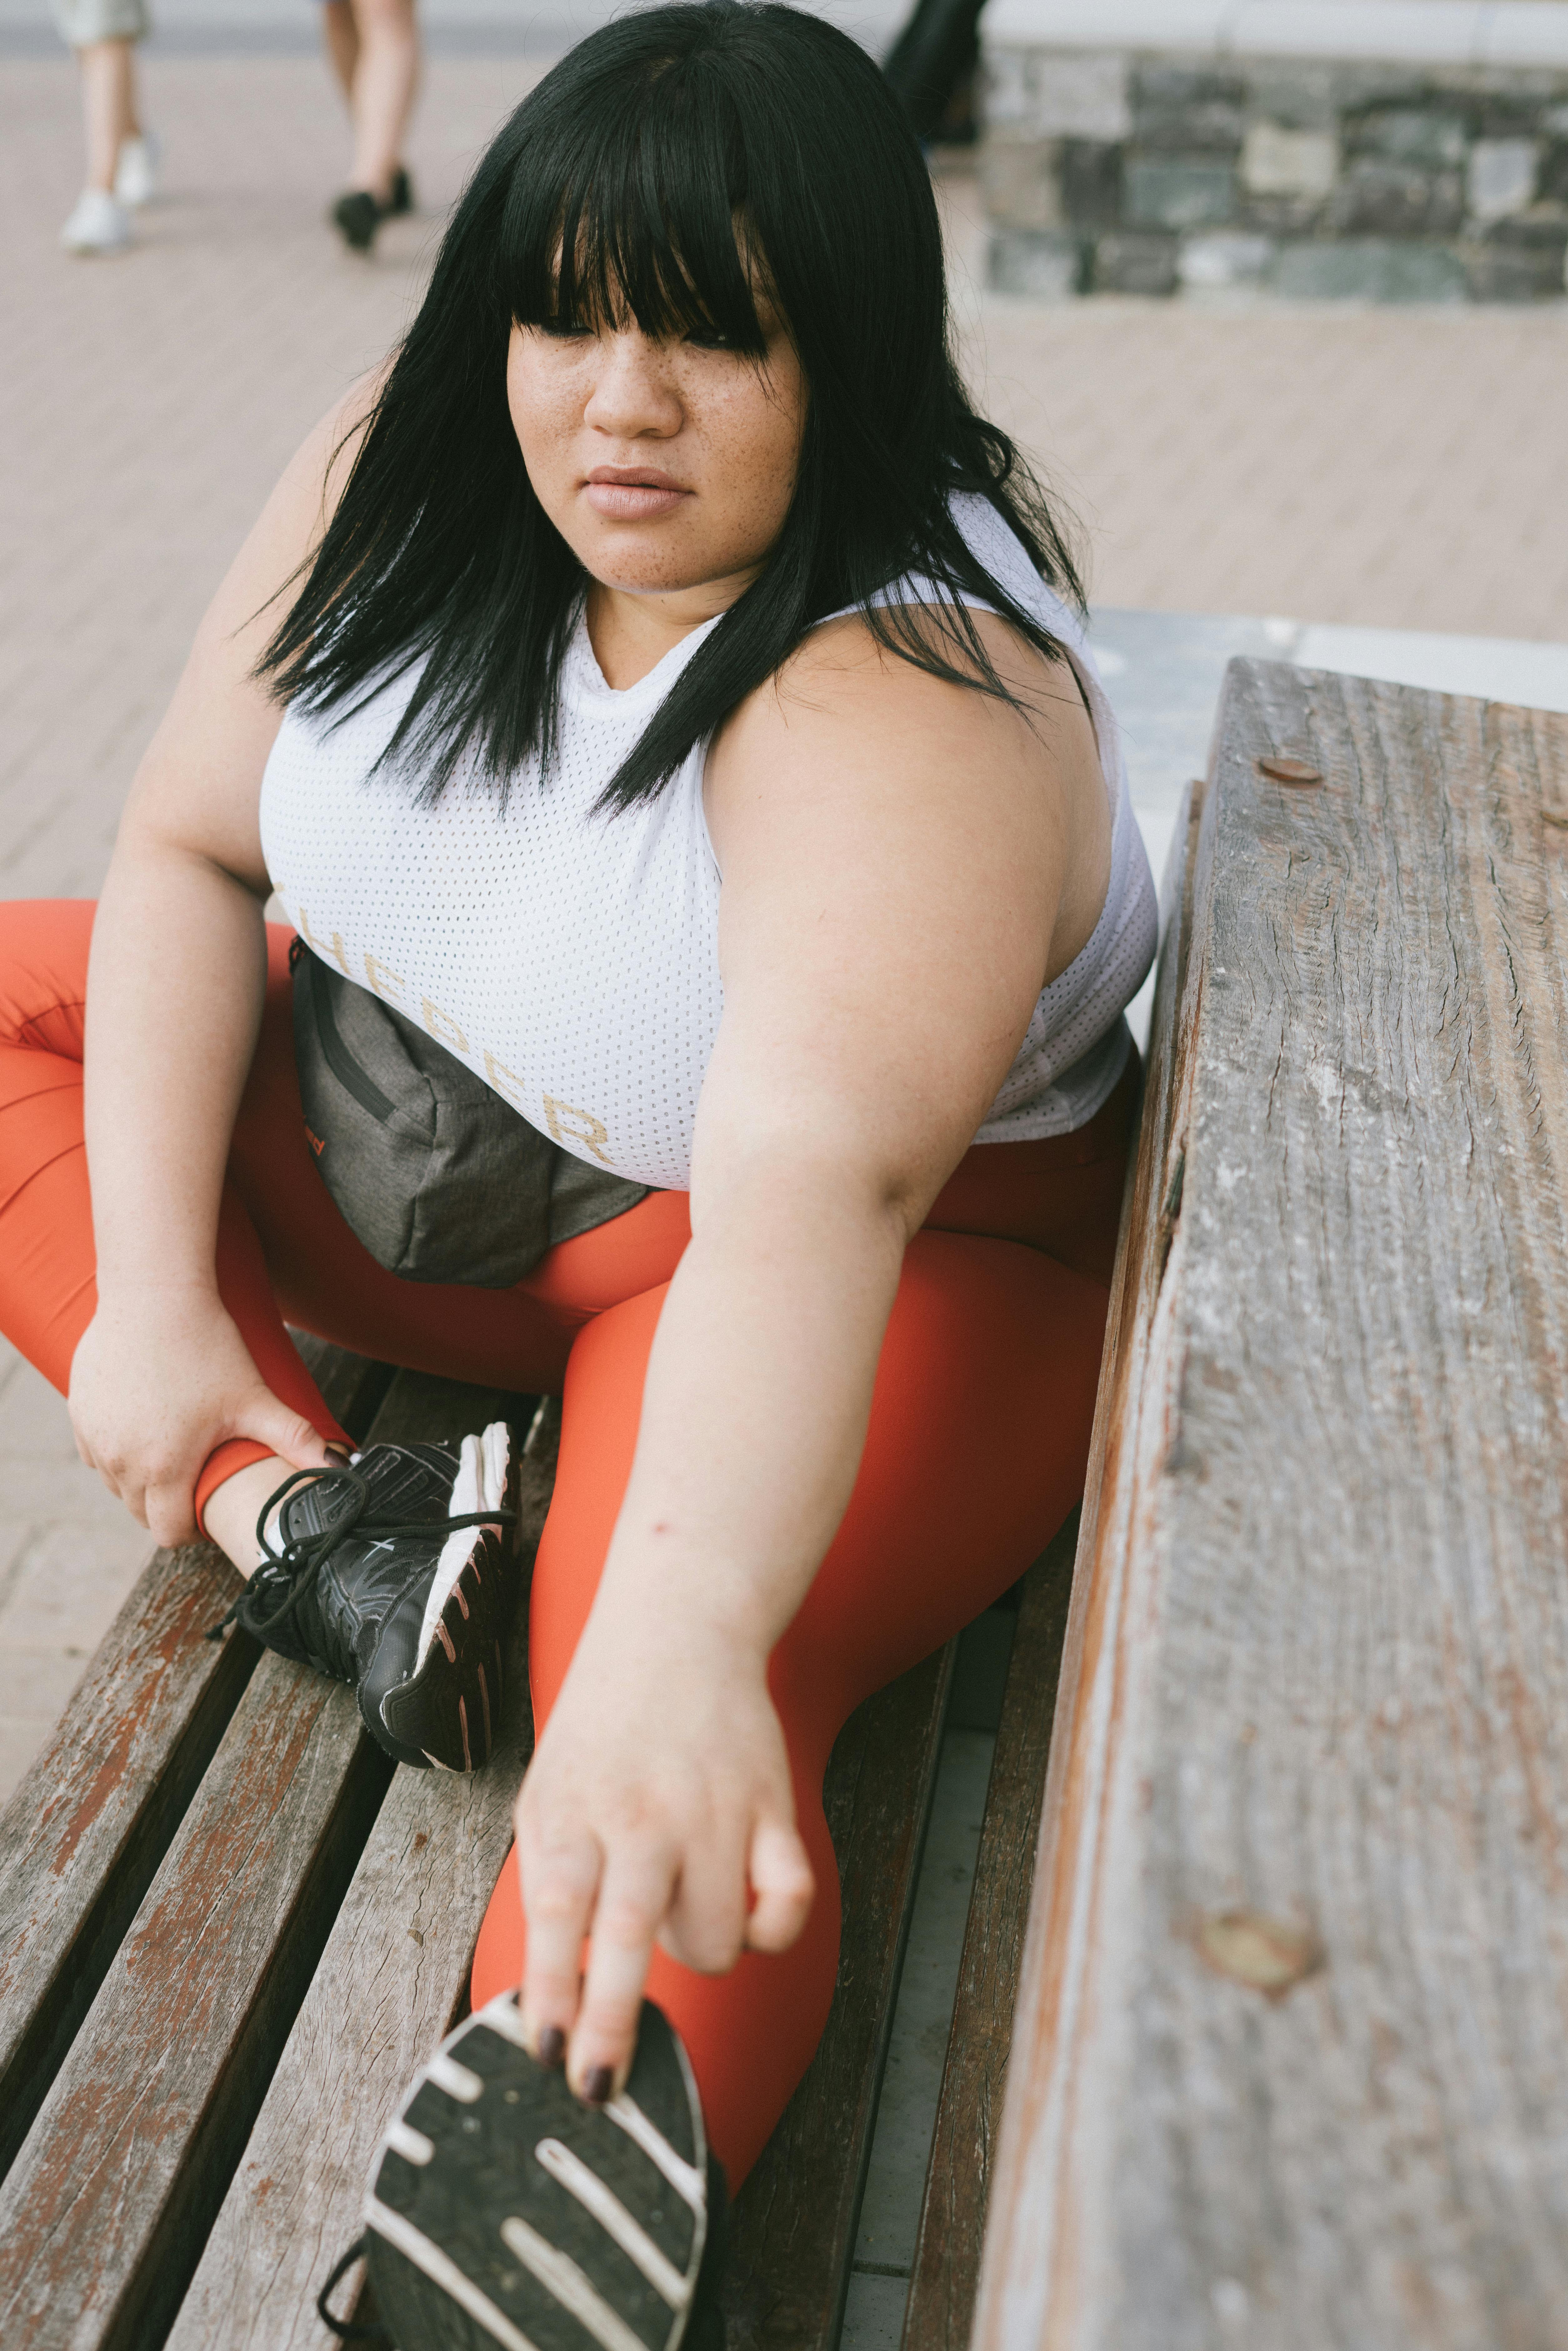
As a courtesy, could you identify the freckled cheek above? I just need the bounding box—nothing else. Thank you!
[511,388,584,513]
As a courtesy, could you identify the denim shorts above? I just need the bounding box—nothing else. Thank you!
[52,0,149,45]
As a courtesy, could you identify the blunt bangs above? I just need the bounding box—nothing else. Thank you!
[259,1,1086,812]
[501,61,770,358]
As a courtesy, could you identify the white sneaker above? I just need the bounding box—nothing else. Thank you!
[60,188,133,255]
[114,131,160,208]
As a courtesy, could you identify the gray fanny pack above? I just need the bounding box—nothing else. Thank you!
[290,940,648,1288]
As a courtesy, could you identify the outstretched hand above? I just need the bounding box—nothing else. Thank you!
[513,1615,816,2102]
[68,1284,335,1549]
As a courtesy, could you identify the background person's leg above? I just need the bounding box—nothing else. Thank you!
[321,0,359,101]
[78,38,137,191]
[345,0,418,205]
[471,1225,1111,2185]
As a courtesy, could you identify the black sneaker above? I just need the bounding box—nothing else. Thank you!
[381,166,414,218]
[320,1995,727,2351]
[212,1424,519,1773]
[332,188,380,251]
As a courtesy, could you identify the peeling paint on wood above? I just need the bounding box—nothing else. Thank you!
[0,1540,254,2183]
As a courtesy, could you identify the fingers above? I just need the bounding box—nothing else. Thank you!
[144,1481,200,1550]
[239,1394,336,1472]
[659,1826,751,1975]
[570,1846,678,2100]
[745,1815,816,1953]
[518,1831,600,2072]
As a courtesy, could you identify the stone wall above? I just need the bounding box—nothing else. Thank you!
[982,48,1568,299]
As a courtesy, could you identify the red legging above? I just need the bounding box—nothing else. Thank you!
[0,899,1132,2184]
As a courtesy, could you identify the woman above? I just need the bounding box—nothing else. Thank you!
[0,5,1155,2343]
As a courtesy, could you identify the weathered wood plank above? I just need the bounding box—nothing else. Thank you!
[167,1381,553,2351]
[900,1510,1080,2351]
[0,1541,255,2187]
[725,1640,957,2351]
[0,1361,528,2349]
[976,672,1568,2349]
[0,1653,390,2351]
[0,1339,393,2189]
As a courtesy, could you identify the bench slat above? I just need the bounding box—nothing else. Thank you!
[0,1337,397,2189]
[978,673,1568,2346]
[0,1543,256,2188]
[0,1652,389,2351]
[167,1375,552,2351]
[0,1347,437,2349]
[899,1512,1079,2351]
[725,1638,956,2351]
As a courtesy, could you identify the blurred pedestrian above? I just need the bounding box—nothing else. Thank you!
[321,0,420,254]
[884,0,984,146]
[54,0,159,255]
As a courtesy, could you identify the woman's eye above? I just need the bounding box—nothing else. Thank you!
[539,318,591,341]
[684,326,737,351]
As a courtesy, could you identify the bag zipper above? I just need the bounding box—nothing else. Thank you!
[301,946,399,1124]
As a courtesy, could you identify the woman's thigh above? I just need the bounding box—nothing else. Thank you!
[528,1228,1109,1752]
[472,1227,1110,2180]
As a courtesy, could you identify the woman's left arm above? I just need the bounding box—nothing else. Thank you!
[515,613,1106,2096]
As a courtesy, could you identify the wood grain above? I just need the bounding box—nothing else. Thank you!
[0,1652,390,2351]
[166,1377,553,2351]
[725,1641,956,2351]
[0,1540,254,2186]
[900,1512,1080,2351]
[976,669,1568,2350]
[0,1363,536,2348]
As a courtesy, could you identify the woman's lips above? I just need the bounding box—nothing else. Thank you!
[583,473,691,521]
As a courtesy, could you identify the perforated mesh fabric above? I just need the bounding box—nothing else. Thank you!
[260,497,1157,1189]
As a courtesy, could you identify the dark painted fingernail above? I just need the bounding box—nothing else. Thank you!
[537,2027,566,2070]
[324,1443,353,1466]
[584,2066,613,2106]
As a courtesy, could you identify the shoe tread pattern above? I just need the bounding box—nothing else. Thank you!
[368,1999,703,2351]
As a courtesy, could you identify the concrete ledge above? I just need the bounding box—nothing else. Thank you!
[983,1,1568,69]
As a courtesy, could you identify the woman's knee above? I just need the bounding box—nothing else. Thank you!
[0,900,95,1056]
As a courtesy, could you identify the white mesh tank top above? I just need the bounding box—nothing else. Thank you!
[260,495,1157,1191]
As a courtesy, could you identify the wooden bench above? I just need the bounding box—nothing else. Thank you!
[20,649,1549,2348]
[0,1337,1078,2349]
[972,658,1568,2348]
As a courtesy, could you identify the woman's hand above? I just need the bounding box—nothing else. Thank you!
[514,1614,816,2100]
[68,1283,334,1549]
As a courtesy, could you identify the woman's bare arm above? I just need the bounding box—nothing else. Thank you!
[516,615,1108,2094]
[71,387,377,1545]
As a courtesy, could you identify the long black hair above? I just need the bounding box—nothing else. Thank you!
[259,0,1085,811]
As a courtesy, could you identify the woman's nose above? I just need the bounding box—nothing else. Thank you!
[582,331,683,441]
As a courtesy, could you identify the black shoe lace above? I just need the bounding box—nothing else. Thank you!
[206,1460,516,1645]
[317,2235,391,2342]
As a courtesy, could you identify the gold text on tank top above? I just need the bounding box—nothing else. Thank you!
[290,906,617,1170]
[543,1096,614,1166]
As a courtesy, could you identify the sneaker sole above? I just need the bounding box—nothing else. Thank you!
[364,1995,717,2351]
[377,1427,522,1773]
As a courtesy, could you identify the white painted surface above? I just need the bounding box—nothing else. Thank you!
[983,0,1568,68]
[1293,622,1568,710]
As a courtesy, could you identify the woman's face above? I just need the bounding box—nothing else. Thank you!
[507,282,807,614]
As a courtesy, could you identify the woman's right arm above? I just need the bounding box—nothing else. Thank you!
[69,387,375,1548]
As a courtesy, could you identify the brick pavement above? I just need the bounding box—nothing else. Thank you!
[2,51,1567,1798]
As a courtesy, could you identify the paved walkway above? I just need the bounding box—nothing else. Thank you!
[3,48,1568,1799]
